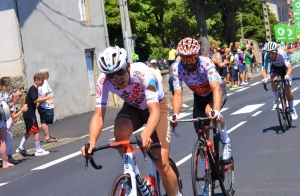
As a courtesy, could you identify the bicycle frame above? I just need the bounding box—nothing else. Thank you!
[85,140,159,196]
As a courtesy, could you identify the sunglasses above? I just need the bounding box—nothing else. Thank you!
[181,55,197,64]
[267,51,277,55]
[106,69,127,80]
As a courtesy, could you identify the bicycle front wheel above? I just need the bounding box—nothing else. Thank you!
[108,174,142,196]
[156,157,184,196]
[191,140,213,196]
[282,93,292,127]
[277,91,287,132]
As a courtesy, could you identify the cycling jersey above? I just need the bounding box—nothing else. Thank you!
[264,49,291,69]
[172,56,223,97]
[95,62,164,110]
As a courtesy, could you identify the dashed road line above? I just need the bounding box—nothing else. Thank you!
[252,111,262,116]
[231,104,265,115]
[235,87,250,92]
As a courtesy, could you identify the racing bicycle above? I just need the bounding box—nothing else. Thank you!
[84,135,184,196]
[263,79,292,132]
[172,113,234,196]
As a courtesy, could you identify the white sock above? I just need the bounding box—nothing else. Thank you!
[19,138,26,149]
[176,192,182,196]
[289,100,294,110]
[35,142,41,151]
[219,125,230,143]
[272,91,278,101]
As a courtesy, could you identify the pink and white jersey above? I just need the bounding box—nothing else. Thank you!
[95,62,164,110]
[264,49,291,68]
[172,56,223,97]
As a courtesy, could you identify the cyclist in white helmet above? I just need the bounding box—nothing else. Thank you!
[262,42,298,120]
[80,46,181,196]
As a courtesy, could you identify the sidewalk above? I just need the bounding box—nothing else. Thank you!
[12,69,264,160]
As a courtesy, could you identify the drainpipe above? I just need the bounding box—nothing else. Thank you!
[14,0,28,90]
[100,0,119,105]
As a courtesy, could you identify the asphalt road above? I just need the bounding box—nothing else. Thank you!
[1,63,300,196]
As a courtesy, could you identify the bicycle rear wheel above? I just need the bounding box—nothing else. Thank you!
[109,174,142,196]
[277,90,287,132]
[156,157,184,196]
[191,140,213,196]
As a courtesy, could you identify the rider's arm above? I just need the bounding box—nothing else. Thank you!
[88,107,106,146]
[262,55,269,79]
[210,81,222,111]
[286,64,292,77]
[142,102,160,137]
[173,89,183,115]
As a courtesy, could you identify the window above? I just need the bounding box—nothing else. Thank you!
[78,0,91,23]
[85,49,98,95]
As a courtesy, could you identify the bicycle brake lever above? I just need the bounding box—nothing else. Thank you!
[135,135,148,161]
[171,115,180,138]
[84,143,89,170]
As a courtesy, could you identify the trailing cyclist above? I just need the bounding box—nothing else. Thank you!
[169,38,233,158]
[80,46,181,196]
[262,42,298,120]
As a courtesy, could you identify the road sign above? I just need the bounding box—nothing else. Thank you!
[293,0,300,35]
[274,24,287,42]
[287,26,297,42]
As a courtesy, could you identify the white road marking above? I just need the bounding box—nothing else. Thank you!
[227,121,247,133]
[293,64,300,68]
[252,111,262,116]
[0,183,8,186]
[250,82,260,86]
[220,108,228,112]
[227,93,234,96]
[176,154,192,166]
[292,87,299,92]
[294,99,300,106]
[189,107,193,110]
[235,87,250,92]
[31,151,81,170]
[231,104,265,115]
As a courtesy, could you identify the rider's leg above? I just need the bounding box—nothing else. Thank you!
[151,97,179,196]
[271,75,278,101]
[114,117,134,156]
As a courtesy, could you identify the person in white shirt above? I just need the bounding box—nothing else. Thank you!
[38,69,57,143]
[150,59,163,83]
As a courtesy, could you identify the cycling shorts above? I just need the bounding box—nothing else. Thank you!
[192,84,227,130]
[115,96,170,150]
[270,65,292,86]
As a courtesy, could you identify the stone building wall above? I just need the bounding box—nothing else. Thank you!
[10,76,26,136]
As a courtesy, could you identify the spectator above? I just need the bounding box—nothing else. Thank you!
[38,69,57,143]
[150,60,162,83]
[238,47,247,85]
[245,47,254,81]
[16,73,53,157]
[168,56,181,110]
[209,40,218,59]
[0,77,28,164]
[0,88,13,168]
[168,43,177,68]
[262,47,266,66]
[249,42,256,73]
[212,49,228,86]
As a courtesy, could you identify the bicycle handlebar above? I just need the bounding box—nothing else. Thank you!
[263,79,290,91]
[84,135,159,170]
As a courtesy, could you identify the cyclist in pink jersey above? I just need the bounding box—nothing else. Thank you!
[81,46,181,196]
[262,42,298,120]
[170,37,232,160]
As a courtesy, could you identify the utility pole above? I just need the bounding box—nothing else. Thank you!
[118,0,134,63]
[239,11,245,43]
[262,0,272,42]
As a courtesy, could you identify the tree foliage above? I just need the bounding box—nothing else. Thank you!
[104,0,279,61]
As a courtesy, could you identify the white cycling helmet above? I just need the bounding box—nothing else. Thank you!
[97,46,128,74]
[265,42,278,52]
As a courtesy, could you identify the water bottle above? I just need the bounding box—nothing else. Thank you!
[207,140,216,157]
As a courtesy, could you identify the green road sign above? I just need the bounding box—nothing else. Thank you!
[287,26,297,42]
[293,0,300,35]
[274,24,287,42]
